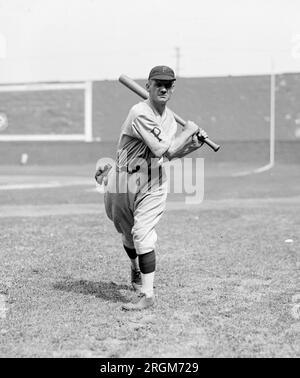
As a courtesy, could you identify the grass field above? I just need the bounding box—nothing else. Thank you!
[0,161,299,358]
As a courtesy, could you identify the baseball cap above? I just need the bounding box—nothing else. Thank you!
[148,65,176,81]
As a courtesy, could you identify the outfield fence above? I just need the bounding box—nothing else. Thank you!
[0,74,299,166]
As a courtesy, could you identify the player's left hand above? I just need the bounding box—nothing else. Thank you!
[197,127,208,140]
[95,164,112,185]
[191,128,208,147]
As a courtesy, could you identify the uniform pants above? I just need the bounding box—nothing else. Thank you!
[104,167,167,255]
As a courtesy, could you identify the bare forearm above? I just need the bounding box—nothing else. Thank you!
[175,143,200,159]
[165,137,202,160]
[164,131,194,160]
[164,121,207,160]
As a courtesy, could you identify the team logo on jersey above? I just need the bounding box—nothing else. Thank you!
[150,126,162,142]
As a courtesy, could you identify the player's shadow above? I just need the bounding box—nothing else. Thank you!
[53,279,131,303]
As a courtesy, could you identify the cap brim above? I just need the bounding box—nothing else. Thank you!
[149,75,176,81]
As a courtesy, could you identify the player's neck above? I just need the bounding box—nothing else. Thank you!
[149,99,166,116]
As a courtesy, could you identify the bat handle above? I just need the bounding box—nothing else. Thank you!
[199,136,220,152]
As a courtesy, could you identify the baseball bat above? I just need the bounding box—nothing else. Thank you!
[119,74,220,152]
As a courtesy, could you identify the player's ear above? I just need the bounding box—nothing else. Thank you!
[170,81,175,93]
[145,80,150,92]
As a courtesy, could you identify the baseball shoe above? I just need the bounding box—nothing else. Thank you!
[122,293,154,311]
[131,267,142,292]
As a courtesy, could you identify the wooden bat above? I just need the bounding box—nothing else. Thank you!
[119,74,220,152]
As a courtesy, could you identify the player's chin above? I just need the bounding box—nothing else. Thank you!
[157,96,169,103]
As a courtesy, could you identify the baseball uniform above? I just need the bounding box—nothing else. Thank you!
[104,98,177,255]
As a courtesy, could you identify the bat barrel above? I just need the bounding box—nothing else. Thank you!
[119,74,148,100]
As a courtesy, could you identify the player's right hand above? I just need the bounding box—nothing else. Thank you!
[184,120,199,136]
[95,164,112,185]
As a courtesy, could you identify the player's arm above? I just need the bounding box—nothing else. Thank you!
[132,114,173,157]
[164,122,207,161]
[167,128,208,160]
[132,114,206,159]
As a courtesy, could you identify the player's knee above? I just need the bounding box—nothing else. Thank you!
[132,228,157,253]
[138,250,156,274]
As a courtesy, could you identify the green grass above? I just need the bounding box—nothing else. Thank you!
[0,162,299,357]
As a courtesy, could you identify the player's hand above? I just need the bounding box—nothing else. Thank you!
[191,134,202,147]
[184,120,199,136]
[191,128,208,147]
[95,164,112,185]
[196,127,208,140]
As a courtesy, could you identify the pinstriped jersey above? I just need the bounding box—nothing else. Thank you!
[116,99,177,172]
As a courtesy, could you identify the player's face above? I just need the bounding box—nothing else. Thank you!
[146,79,175,105]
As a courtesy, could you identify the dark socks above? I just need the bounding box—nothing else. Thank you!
[123,245,137,260]
[138,250,156,274]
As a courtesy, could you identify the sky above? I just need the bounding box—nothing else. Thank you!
[0,0,300,83]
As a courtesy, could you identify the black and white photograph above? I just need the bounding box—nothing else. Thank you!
[0,0,299,360]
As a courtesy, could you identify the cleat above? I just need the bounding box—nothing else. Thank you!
[122,294,154,311]
[131,267,142,292]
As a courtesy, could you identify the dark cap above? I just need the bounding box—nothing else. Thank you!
[148,65,176,81]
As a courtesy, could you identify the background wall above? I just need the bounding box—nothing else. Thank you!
[0,73,299,164]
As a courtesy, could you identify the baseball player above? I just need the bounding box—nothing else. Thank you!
[95,65,208,311]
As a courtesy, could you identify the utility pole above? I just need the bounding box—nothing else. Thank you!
[175,46,181,77]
